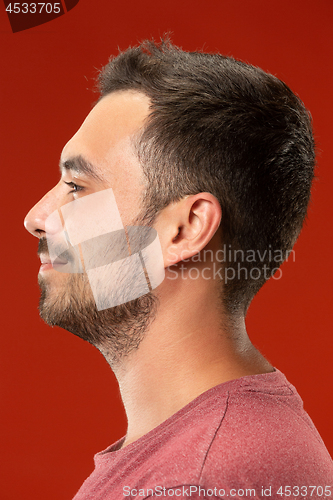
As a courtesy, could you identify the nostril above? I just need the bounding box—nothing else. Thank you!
[24,216,45,238]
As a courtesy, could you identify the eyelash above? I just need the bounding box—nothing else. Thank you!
[65,181,84,194]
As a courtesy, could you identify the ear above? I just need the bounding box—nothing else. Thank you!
[154,193,222,268]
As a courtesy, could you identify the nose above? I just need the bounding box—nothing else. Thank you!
[24,185,61,238]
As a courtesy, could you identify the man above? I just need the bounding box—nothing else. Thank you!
[24,39,333,498]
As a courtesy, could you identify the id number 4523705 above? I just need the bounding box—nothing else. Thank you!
[5,3,61,14]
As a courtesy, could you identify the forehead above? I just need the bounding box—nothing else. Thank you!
[61,90,151,178]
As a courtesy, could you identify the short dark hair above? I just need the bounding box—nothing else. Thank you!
[98,38,315,313]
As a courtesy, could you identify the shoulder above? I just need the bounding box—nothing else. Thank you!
[200,370,333,485]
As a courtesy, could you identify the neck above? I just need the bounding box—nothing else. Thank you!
[101,273,273,448]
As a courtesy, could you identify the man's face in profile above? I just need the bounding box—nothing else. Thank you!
[24,91,159,362]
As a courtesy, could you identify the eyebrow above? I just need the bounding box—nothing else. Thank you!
[59,155,104,183]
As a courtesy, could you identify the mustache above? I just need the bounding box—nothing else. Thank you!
[38,237,76,262]
[37,237,49,256]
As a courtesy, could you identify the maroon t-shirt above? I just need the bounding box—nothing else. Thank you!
[73,370,333,499]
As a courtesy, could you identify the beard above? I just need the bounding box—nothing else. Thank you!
[38,238,158,365]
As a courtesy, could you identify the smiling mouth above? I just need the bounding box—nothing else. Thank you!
[39,253,68,273]
[39,246,84,274]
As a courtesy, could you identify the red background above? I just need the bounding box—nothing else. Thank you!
[0,1,332,498]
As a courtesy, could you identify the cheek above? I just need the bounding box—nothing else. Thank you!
[101,146,145,225]
[102,176,143,226]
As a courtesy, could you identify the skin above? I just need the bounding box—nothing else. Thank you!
[24,90,273,448]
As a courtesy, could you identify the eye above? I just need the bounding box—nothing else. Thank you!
[64,181,84,194]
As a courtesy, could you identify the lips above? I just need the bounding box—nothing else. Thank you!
[39,253,68,273]
[38,238,83,274]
